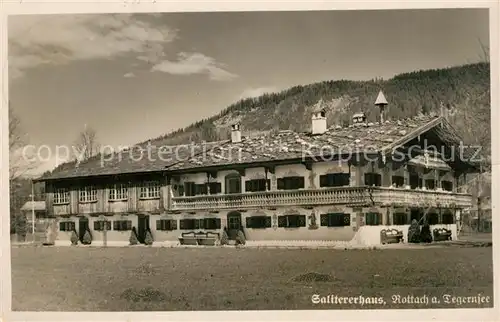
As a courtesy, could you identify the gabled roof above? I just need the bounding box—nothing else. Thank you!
[35,141,226,181]
[168,114,472,171]
[35,113,478,181]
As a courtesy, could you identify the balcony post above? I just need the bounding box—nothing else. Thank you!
[403,165,410,189]
[206,172,211,195]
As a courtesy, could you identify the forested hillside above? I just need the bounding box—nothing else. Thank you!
[140,63,490,161]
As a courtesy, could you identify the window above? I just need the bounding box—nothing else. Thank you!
[201,218,221,230]
[195,184,208,195]
[442,212,455,224]
[225,174,242,194]
[245,179,270,192]
[391,176,405,188]
[156,219,177,231]
[277,176,305,190]
[277,215,306,228]
[392,213,408,225]
[54,188,70,204]
[139,181,160,199]
[364,173,382,187]
[410,209,423,222]
[113,220,132,231]
[109,184,128,201]
[79,186,97,202]
[59,221,75,231]
[441,180,453,192]
[428,213,439,225]
[425,179,436,190]
[319,173,350,187]
[208,182,222,194]
[409,174,422,189]
[246,216,271,229]
[320,213,350,227]
[184,182,195,196]
[179,219,196,230]
[94,220,111,231]
[365,212,381,226]
[178,218,221,230]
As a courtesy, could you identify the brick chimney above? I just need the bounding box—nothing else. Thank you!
[231,123,242,143]
[374,90,388,123]
[312,99,327,135]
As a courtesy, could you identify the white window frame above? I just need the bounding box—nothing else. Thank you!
[54,188,70,205]
[79,186,98,203]
[139,181,160,199]
[109,184,128,201]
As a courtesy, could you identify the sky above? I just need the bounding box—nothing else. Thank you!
[8,8,489,175]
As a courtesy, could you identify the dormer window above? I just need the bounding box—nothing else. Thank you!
[352,112,367,124]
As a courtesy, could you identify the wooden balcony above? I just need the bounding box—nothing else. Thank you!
[170,186,473,211]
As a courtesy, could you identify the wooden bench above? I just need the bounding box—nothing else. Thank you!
[178,231,220,246]
[433,228,452,242]
[380,229,404,244]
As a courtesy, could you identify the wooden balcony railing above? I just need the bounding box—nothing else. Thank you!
[170,186,473,211]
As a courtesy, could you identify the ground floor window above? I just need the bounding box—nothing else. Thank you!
[156,219,177,231]
[179,218,221,230]
[427,213,439,225]
[278,214,306,228]
[94,220,111,231]
[442,212,455,224]
[113,220,132,231]
[59,221,75,231]
[365,212,382,226]
[320,213,350,227]
[245,216,271,229]
[392,212,408,225]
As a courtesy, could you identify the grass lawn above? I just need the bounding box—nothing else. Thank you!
[11,246,493,311]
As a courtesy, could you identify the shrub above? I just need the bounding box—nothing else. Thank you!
[82,230,92,245]
[70,230,79,245]
[144,230,153,245]
[235,230,246,245]
[420,223,433,243]
[129,227,139,245]
[15,214,27,242]
[220,228,229,245]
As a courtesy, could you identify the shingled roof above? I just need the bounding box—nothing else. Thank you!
[35,141,226,181]
[35,113,478,181]
[167,114,476,171]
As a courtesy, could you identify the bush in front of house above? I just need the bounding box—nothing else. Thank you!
[82,230,92,245]
[129,227,139,245]
[15,214,27,242]
[70,230,79,245]
[235,230,246,246]
[220,228,229,245]
[144,230,153,246]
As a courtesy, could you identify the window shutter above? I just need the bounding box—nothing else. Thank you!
[245,181,251,192]
[59,222,65,231]
[319,175,328,187]
[179,219,186,230]
[156,220,161,230]
[277,178,285,190]
[278,215,286,227]
[215,218,221,229]
[194,219,200,230]
[199,219,205,229]
[170,219,177,230]
[265,216,272,228]
[71,222,76,231]
[343,214,351,226]
[113,221,119,230]
[94,221,100,231]
[266,179,271,190]
[216,183,222,193]
[320,214,328,226]
[106,221,112,230]
[298,215,306,227]
[298,177,305,189]
[246,217,252,228]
